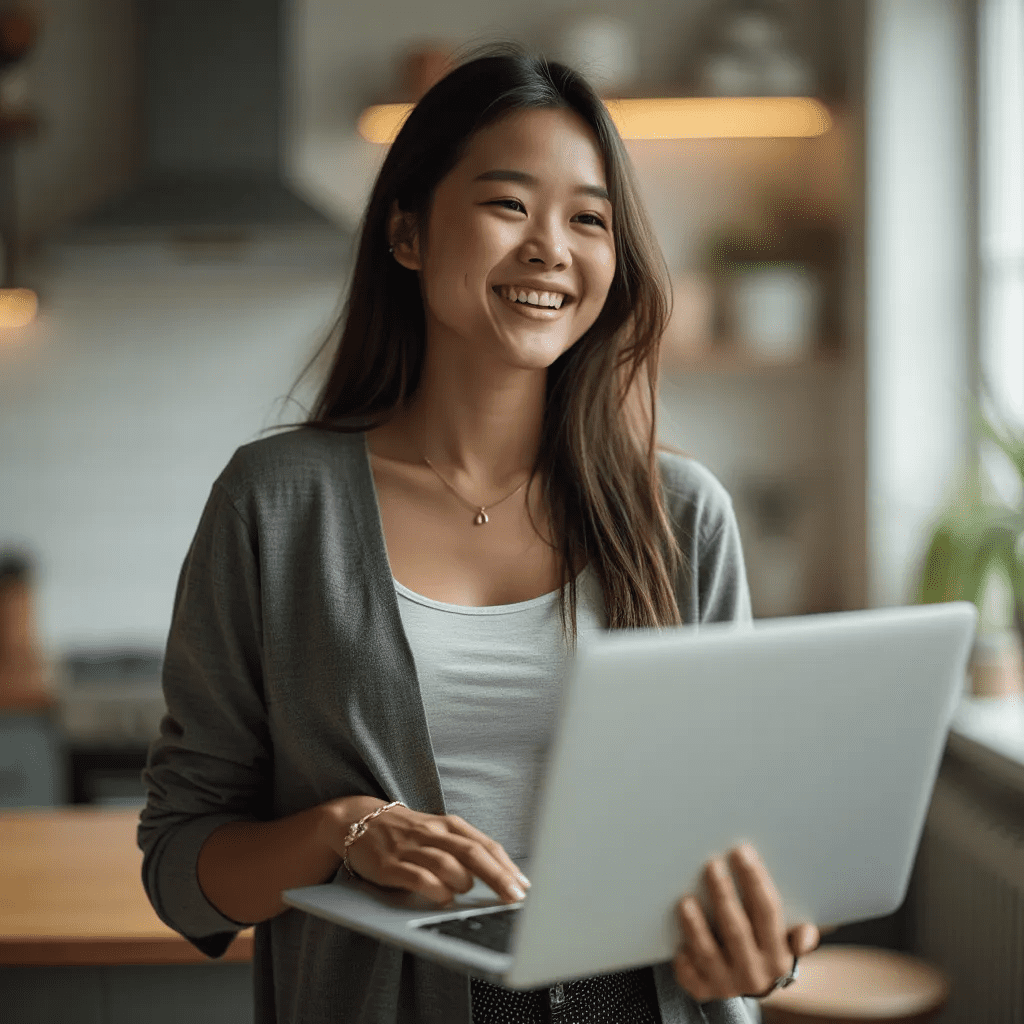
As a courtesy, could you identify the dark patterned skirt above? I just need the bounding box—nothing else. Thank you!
[471,967,663,1023]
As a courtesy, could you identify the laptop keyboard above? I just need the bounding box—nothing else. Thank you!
[420,908,519,953]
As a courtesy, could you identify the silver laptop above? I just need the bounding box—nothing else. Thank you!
[283,601,976,990]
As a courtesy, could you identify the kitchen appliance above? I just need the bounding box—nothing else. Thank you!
[50,0,349,266]
[57,648,165,805]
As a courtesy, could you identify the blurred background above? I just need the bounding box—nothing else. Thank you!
[0,2,1022,1022]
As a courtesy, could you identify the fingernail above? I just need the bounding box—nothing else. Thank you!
[509,883,526,901]
[738,844,756,866]
[516,872,531,888]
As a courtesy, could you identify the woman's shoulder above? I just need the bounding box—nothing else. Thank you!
[213,426,369,511]
[656,447,737,542]
[657,447,752,623]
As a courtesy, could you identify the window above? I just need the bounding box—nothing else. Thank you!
[979,0,1024,505]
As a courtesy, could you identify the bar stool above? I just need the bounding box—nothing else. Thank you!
[759,945,949,1024]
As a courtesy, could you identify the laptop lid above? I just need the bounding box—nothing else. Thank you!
[503,601,976,988]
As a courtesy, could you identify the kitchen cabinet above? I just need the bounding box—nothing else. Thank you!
[0,711,63,808]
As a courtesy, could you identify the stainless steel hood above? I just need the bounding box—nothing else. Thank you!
[54,0,348,258]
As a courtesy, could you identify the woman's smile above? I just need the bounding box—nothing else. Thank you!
[492,284,574,318]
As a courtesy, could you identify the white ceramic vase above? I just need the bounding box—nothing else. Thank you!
[732,263,822,361]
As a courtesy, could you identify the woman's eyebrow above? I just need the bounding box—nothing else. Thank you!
[473,168,610,202]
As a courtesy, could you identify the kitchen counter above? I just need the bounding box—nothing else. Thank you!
[0,806,253,965]
[1,807,254,1024]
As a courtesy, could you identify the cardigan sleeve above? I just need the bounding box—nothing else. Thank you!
[696,503,753,627]
[137,478,272,957]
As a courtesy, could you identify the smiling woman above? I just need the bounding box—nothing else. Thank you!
[137,43,817,1024]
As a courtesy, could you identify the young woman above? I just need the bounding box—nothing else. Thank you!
[138,46,820,1024]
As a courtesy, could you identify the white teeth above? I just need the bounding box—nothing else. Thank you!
[500,286,566,309]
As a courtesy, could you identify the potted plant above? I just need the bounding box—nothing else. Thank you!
[917,408,1024,696]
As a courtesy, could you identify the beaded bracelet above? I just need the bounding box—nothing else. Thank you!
[342,800,405,879]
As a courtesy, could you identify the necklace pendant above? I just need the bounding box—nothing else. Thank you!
[474,510,489,525]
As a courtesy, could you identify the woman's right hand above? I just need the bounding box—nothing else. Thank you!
[320,798,530,906]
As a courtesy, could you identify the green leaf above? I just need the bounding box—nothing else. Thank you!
[917,524,966,604]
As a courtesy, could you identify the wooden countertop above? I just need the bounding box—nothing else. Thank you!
[0,806,254,966]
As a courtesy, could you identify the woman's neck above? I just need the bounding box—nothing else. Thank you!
[371,348,548,489]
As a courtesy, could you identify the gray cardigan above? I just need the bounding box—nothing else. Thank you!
[137,427,756,1024]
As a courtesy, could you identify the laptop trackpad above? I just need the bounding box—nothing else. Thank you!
[355,873,515,918]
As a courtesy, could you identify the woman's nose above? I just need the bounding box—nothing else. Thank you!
[520,222,570,269]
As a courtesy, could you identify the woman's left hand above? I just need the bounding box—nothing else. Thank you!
[673,843,820,1002]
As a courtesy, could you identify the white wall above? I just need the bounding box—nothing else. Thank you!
[0,256,342,650]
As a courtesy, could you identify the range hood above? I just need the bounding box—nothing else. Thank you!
[55,0,347,258]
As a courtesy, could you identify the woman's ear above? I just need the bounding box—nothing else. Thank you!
[388,201,422,271]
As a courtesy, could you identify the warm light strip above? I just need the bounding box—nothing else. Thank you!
[0,287,38,331]
[606,97,831,139]
[357,96,831,144]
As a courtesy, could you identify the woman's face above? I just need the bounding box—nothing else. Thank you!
[396,107,617,372]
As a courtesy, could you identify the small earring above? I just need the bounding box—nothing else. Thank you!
[388,245,395,255]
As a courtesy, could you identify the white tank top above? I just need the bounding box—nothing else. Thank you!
[394,566,606,860]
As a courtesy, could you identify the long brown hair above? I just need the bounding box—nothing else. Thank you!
[299,44,686,646]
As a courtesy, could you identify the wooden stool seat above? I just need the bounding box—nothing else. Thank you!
[760,945,950,1024]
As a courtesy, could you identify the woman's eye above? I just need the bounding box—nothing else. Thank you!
[574,213,607,228]
[489,199,526,213]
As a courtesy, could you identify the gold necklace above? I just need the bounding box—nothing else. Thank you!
[423,457,530,525]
